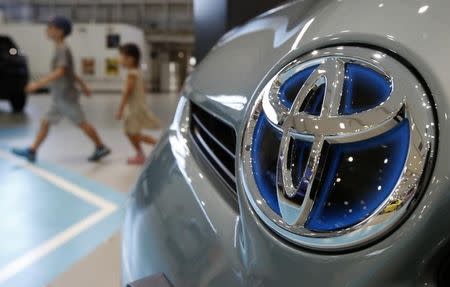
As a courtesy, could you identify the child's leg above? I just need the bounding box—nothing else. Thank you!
[138,134,157,145]
[79,121,111,161]
[127,133,144,155]
[126,133,146,165]
[31,119,50,152]
[63,101,109,161]
[12,119,50,162]
[78,121,104,148]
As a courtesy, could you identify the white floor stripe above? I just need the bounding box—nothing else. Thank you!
[0,150,119,284]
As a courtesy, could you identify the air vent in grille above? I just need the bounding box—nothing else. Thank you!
[190,102,237,192]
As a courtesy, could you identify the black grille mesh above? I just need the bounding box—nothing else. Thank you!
[190,102,237,192]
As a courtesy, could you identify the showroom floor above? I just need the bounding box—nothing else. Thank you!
[0,92,180,287]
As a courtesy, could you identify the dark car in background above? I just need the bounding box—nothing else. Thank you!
[0,35,29,112]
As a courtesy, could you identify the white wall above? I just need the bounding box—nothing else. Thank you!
[0,23,149,92]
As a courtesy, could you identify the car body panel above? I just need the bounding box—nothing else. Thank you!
[123,0,450,286]
[122,98,244,286]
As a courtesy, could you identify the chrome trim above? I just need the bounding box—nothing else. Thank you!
[240,46,437,250]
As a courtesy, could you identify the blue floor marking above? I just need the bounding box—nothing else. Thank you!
[0,126,32,140]
[0,150,127,287]
[0,158,98,268]
[2,212,124,287]
[38,160,127,206]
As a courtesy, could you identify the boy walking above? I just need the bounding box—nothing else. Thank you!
[12,16,110,162]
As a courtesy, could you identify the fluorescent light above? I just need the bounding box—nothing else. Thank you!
[418,5,429,14]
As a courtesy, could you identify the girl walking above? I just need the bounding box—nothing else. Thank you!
[116,43,160,165]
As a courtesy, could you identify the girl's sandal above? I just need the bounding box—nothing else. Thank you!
[127,154,145,165]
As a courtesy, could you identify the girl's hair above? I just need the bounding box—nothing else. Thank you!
[119,43,141,65]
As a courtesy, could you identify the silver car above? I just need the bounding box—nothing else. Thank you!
[122,0,449,286]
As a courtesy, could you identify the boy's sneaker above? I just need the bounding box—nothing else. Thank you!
[12,148,36,162]
[88,145,111,162]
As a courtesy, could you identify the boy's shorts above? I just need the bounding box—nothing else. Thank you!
[44,100,86,125]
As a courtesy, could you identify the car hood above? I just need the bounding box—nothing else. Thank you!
[188,0,450,132]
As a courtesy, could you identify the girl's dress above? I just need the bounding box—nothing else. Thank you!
[123,69,161,134]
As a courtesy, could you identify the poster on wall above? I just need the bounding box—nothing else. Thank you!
[107,34,120,49]
[105,58,119,76]
[81,58,95,75]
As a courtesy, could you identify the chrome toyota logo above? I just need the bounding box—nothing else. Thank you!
[241,47,437,251]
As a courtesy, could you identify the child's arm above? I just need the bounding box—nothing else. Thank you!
[116,73,137,120]
[25,67,65,93]
[75,75,92,97]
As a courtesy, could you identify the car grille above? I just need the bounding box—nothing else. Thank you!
[190,102,237,192]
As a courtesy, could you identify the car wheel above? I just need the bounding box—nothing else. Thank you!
[9,92,27,113]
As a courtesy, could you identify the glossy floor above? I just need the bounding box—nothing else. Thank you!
[0,92,179,287]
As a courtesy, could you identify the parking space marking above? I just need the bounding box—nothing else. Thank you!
[0,150,118,284]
